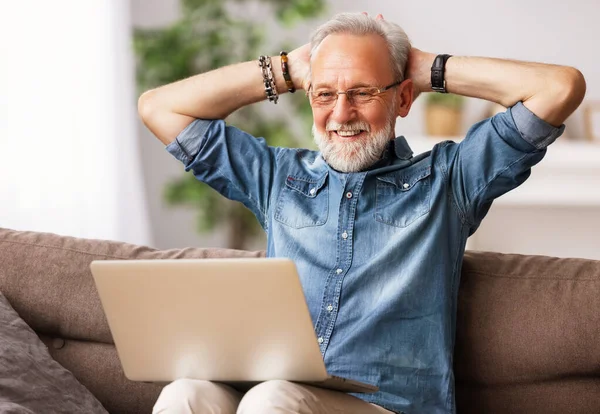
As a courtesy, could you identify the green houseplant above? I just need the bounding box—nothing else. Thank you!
[134,0,325,249]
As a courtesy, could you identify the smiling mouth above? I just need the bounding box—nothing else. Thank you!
[332,130,367,138]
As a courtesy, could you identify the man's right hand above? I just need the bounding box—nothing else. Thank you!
[287,43,311,91]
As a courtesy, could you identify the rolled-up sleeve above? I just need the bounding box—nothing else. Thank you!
[166,119,213,165]
[510,101,565,149]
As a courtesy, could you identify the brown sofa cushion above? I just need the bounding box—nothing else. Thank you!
[455,250,600,413]
[39,335,163,414]
[0,227,264,344]
[0,292,107,413]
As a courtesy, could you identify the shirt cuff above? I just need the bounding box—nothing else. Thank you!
[165,119,214,165]
[510,102,566,150]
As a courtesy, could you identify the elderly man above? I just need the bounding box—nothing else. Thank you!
[139,12,586,414]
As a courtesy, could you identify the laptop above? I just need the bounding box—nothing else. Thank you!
[90,258,378,394]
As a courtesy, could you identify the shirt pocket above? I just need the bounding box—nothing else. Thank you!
[274,172,329,229]
[375,166,432,228]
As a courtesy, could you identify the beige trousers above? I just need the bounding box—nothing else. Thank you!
[152,379,394,414]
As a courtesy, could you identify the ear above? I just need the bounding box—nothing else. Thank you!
[395,79,414,118]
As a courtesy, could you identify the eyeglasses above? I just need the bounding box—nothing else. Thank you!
[307,81,401,107]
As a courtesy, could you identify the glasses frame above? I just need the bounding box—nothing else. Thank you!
[306,80,402,107]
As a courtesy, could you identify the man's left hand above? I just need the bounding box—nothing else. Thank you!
[405,47,436,102]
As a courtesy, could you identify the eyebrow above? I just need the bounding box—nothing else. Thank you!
[311,81,377,90]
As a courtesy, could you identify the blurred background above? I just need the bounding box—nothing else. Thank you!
[1,0,599,259]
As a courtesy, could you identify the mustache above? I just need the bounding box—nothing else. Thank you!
[325,121,371,132]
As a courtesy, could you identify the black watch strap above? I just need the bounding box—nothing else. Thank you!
[431,54,453,93]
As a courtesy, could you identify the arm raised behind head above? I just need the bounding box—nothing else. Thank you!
[406,48,586,127]
[137,44,311,145]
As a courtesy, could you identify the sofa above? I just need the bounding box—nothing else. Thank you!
[0,227,598,413]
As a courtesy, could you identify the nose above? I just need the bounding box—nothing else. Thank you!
[330,93,356,125]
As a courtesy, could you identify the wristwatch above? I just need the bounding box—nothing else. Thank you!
[431,54,453,93]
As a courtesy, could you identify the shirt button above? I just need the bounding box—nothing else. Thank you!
[327,305,334,312]
[341,231,348,239]
[335,268,343,275]
[317,337,324,344]
[309,188,316,195]
[403,183,410,189]
[345,192,353,199]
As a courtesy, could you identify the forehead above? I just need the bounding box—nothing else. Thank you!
[311,33,394,88]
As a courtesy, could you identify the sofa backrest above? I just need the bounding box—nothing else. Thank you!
[455,250,600,413]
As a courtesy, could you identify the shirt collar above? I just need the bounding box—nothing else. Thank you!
[393,135,413,160]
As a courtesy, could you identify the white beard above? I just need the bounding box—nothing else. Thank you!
[312,121,394,173]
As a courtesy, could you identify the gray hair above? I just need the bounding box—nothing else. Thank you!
[309,12,411,82]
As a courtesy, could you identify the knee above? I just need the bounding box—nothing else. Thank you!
[153,379,198,414]
[154,379,236,414]
[237,380,301,414]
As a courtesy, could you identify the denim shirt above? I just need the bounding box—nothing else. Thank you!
[166,102,564,413]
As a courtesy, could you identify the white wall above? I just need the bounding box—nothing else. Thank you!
[473,206,600,259]
[131,0,600,255]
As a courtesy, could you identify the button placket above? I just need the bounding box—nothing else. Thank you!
[316,174,365,357]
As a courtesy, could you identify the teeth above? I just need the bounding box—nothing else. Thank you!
[337,130,362,137]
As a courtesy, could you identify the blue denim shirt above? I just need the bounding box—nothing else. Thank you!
[166,102,564,413]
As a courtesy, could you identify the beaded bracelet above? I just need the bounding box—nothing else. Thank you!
[258,55,278,104]
[279,51,296,93]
